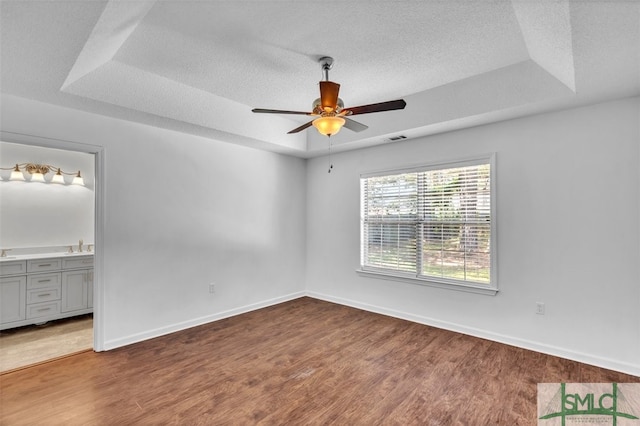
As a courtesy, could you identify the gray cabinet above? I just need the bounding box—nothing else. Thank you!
[0,275,27,324]
[26,272,62,321]
[61,270,90,312]
[0,255,93,330]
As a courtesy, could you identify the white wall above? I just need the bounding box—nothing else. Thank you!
[1,94,307,349]
[3,93,638,375]
[0,142,95,249]
[306,97,640,375]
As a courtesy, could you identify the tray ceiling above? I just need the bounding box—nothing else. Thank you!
[1,1,638,157]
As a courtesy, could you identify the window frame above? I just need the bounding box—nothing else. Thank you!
[357,154,498,296]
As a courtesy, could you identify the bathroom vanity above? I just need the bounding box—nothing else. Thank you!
[0,253,93,330]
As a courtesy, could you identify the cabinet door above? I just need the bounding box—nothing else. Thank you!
[61,270,88,313]
[0,276,27,324]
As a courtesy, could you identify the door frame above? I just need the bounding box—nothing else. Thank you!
[0,130,105,351]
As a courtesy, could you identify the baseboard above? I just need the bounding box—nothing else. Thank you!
[102,289,639,377]
[103,291,306,350]
[306,291,640,377]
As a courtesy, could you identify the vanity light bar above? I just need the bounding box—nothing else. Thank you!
[0,163,85,185]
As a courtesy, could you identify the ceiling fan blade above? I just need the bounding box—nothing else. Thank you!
[319,81,340,111]
[344,99,406,116]
[252,108,313,115]
[343,117,368,132]
[287,120,314,134]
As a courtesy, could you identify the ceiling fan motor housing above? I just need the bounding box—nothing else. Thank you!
[313,97,344,115]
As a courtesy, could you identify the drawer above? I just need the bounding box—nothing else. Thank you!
[0,260,27,276]
[26,300,61,319]
[28,272,61,289]
[27,286,61,304]
[62,256,94,270]
[27,258,61,273]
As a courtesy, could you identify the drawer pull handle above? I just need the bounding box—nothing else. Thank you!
[37,308,50,312]
[38,264,52,267]
[83,261,92,264]
[38,279,51,283]
[38,293,51,297]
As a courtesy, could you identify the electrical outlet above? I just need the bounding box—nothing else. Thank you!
[536,302,545,315]
[209,283,215,294]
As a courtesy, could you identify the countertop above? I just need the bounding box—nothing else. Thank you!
[0,252,94,262]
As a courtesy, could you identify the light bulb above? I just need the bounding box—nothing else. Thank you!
[31,172,45,183]
[10,164,24,181]
[72,171,84,186]
[52,168,65,184]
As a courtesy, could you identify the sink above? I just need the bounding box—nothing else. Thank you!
[0,256,17,260]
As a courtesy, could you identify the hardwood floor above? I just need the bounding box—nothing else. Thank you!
[0,297,637,425]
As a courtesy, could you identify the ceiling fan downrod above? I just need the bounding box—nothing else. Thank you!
[319,56,334,81]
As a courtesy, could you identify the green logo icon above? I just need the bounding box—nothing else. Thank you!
[538,383,639,425]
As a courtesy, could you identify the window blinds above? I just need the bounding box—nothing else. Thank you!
[361,161,492,285]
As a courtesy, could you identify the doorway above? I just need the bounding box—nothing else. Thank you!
[0,132,104,371]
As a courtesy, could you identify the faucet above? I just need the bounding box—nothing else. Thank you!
[78,239,83,253]
[0,249,11,257]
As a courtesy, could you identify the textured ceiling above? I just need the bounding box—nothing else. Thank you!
[1,1,639,157]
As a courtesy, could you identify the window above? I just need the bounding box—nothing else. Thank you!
[359,155,496,294]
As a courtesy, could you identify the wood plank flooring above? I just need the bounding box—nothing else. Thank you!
[0,297,637,425]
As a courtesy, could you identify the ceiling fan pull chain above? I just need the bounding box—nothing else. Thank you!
[328,138,333,173]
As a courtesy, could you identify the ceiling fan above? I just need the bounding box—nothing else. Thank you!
[252,57,407,137]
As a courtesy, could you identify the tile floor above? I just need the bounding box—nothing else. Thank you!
[0,314,93,373]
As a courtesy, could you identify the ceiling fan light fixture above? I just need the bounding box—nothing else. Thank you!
[312,116,345,137]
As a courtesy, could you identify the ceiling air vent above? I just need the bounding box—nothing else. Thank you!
[388,135,407,141]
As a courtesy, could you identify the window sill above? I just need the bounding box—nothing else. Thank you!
[356,268,499,296]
